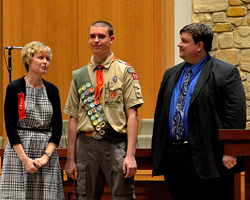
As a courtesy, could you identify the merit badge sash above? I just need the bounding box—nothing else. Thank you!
[73,65,127,149]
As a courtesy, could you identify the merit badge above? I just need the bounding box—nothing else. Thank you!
[86,82,91,88]
[80,93,85,99]
[84,89,90,95]
[110,92,116,98]
[99,130,105,135]
[97,105,102,111]
[92,108,97,113]
[91,115,96,121]
[95,112,100,118]
[98,117,103,123]
[89,87,94,93]
[83,99,88,104]
[82,85,87,91]
[100,121,106,127]
[85,104,90,110]
[78,88,82,94]
[87,96,93,102]
[93,120,98,126]
[113,76,117,82]
[96,125,101,131]
[88,110,92,115]
[90,102,95,108]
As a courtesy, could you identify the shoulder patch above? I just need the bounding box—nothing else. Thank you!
[127,66,139,80]
[132,73,139,80]
[127,67,136,74]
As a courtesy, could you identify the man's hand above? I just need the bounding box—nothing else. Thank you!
[223,155,237,169]
[122,154,137,178]
[65,160,78,180]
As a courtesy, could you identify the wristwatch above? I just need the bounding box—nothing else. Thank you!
[44,152,52,158]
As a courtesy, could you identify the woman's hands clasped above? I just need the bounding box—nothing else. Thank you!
[24,155,50,173]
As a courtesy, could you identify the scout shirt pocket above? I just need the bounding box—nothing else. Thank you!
[104,81,127,129]
[104,81,123,105]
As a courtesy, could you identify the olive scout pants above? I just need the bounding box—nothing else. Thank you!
[74,134,135,200]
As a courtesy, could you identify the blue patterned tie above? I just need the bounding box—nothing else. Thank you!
[172,68,192,139]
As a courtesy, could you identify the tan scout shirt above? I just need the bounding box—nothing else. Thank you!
[64,53,143,134]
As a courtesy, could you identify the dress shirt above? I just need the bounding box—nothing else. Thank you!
[169,55,209,140]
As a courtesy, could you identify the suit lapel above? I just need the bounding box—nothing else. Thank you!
[164,63,185,116]
[189,56,213,106]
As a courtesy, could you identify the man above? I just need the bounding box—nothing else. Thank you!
[151,23,246,200]
[64,21,143,200]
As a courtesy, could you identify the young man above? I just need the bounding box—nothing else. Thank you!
[64,21,143,199]
[152,23,246,200]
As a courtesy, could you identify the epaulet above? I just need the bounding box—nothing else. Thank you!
[117,59,132,67]
[117,60,139,80]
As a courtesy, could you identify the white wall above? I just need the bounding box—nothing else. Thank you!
[174,0,192,64]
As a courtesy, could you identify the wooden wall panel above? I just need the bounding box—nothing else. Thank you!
[78,0,155,121]
[1,0,175,143]
[162,0,175,71]
[1,0,78,143]
[3,0,24,84]
[0,1,3,138]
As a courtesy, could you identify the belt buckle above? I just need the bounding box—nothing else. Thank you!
[173,140,188,145]
[93,131,102,140]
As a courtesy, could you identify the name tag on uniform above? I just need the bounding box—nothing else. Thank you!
[108,103,116,108]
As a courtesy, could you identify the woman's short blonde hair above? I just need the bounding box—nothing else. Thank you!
[21,41,52,71]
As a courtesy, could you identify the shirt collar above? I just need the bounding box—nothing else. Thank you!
[184,54,209,75]
[89,52,117,71]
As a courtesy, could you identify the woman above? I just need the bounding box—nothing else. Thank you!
[0,41,65,199]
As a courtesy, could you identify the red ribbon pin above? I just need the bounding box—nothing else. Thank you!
[18,93,26,119]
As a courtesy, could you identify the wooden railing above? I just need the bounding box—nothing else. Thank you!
[219,129,250,200]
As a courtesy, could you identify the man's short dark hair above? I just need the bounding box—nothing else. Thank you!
[89,21,114,36]
[180,23,213,53]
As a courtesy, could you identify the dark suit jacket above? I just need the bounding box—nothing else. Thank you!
[152,55,246,179]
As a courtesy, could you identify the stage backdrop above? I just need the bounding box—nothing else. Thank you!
[0,0,174,144]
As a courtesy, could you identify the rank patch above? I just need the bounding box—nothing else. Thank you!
[110,92,116,98]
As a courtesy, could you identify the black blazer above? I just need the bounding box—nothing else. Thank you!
[152,55,246,179]
[4,76,63,147]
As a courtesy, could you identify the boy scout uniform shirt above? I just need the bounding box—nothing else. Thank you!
[64,52,143,134]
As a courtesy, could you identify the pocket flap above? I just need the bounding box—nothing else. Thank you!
[76,163,87,171]
[108,82,122,91]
